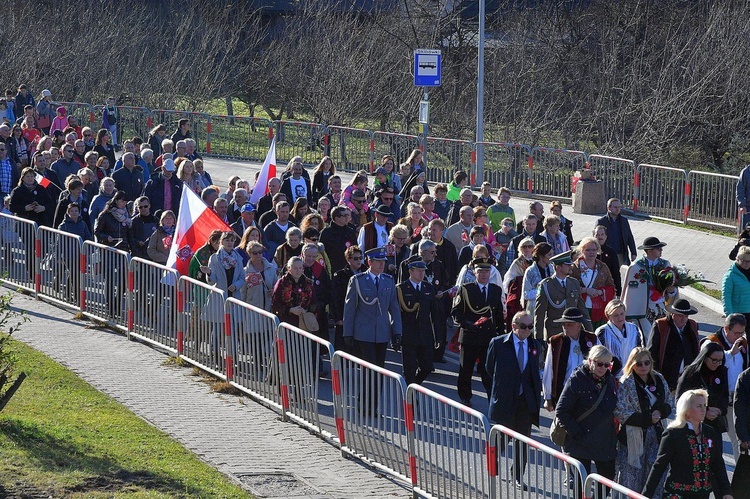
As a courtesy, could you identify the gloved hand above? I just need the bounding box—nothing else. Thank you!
[391,335,402,352]
[343,336,354,348]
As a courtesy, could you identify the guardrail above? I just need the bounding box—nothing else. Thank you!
[588,154,637,211]
[327,126,374,173]
[272,121,328,167]
[0,214,38,295]
[37,227,82,310]
[637,164,689,224]
[128,258,179,353]
[406,384,492,498]
[531,147,588,198]
[80,241,130,332]
[332,350,410,483]
[478,141,532,194]
[583,473,647,499]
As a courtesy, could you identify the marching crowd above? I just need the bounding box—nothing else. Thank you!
[4,85,750,498]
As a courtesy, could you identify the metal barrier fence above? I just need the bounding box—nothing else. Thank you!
[37,227,82,310]
[425,137,474,186]
[150,110,210,152]
[373,131,421,169]
[0,213,38,294]
[128,258,179,354]
[80,241,129,331]
[225,298,283,414]
[406,384,492,499]
[277,322,337,443]
[115,106,153,146]
[636,164,689,223]
[530,147,589,198]
[327,126,374,173]
[272,121,328,167]
[177,276,228,379]
[207,115,273,161]
[332,350,409,483]
[58,101,96,131]
[583,473,647,499]
[479,142,532,194]
[488,425,586,498]
[686,170,739,229]
[588,154,637,211]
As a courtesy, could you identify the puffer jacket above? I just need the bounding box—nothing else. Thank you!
[722,262,750,316]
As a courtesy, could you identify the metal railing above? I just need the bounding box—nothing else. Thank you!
[177,276,228,379]
[588,154,637,211]
[530,147,588,198]
[686,169,739,229]
[207,115,272,161]
[489,424,587,498]
[272,121,328,167]
[326,126,374,173]
[80,241,130,331]
[277,322,337,443]
[128,258,179,353]
[0,214,38,294]
[406,384,492,498]
[36,226,83,310]
[636,164,689,223]
[426,137,474,186]
[478,141,532,194]
[373,131,421,169]
[583,473,647,499]
[332,350,410,483]
[225,298,283,414]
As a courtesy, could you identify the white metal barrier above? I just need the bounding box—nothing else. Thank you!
[426,137,474,185]
[177,276,228,379]
[530,147,588,198]
[272,120,328,167]
[0,213,38,294]
[489,424,587,498]
[406,384,492,499]
[584,473,646,499]
[128,258,179,353]
[588,154,637,211]
[36,226,82,310]
[373,131,421,169]
[80,241,130,332]
[332,350,410,483]
[478,141,532,193]
[687,169,739,229]
[226,298,283,414]
[277,322,337,443]
[636,164,688,223]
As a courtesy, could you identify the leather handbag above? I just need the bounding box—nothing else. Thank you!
[549,383,608,446]
[301,311,319,332]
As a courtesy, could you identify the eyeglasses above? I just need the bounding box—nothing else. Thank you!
[0,148,6,151]
[514,323,532,330]
[594,361,611,368]
[635,360,651,367]
[84,133,92,137]
[381,197,394,202]
[350,256,362,260]
[64,149,73,153]
[138,205,150,209]
[707,356,724,364]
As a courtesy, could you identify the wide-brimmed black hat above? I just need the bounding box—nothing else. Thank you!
[553,307,588,323]
[374,205,393,217]
[665,298,698,316]
[638,237,668,250]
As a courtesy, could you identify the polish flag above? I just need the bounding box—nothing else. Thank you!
[166,186,230,277]
[35,173,51,189]
[249,138,276,204]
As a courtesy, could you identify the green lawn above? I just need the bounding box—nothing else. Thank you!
[0,338,251,498]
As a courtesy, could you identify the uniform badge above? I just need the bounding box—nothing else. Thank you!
[586,341,592,347]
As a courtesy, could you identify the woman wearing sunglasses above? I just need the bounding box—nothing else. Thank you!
[614,347,671,496]
[676,342,730,436]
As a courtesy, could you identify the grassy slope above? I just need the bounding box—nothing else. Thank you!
[0,339,250,498]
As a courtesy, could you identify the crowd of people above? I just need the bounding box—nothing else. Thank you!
[4,85,750,498]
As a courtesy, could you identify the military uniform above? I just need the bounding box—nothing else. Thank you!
[397,266,440,386]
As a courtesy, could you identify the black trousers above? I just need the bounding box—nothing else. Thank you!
[498,396,533,482]
[457,342,492,401]
[401,344,433,386]
[577,459,615,499]
[354,340,388,414]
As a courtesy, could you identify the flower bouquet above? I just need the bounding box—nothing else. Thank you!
[653,264,712,293]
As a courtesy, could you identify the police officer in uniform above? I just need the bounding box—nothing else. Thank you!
[451,257,505,407]
[397,260,440,386]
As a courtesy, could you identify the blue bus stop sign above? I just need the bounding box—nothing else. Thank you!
[414,49,442,87]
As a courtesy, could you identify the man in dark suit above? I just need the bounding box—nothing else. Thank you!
[256,177,281,217]
[486,310,542,491]
[595,198,637,267]
[451,257,505,407]
[398,260,440,386]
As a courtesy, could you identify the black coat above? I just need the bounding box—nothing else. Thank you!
[555,365,618,462]
[397,280,440,347]
[129,213,158,260]
[9,182,54,226]
[734,368,750,443]
[595,213,636,262]
[311,171,330,206]
[398,255,447,292]
[112,166,145,203]
[451,281,504,345]
[642,424,731,497]
[597,243,622,296]
[319,222,357,276]
[144,175,183,217]
[330,265,366,322]
[676,365,730,434]
[486,333,542,426]
[94,211,131,252]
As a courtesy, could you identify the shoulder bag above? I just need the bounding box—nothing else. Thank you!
[550,383,608,446]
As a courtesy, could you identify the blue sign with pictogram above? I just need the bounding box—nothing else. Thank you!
[414,49,442,87]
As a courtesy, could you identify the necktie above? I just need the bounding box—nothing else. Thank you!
[482,286,487,302]
[415,283,420,293]
[374,275,380,290]
[517,341,525,371]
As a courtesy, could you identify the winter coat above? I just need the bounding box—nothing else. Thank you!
[722,262,750,316]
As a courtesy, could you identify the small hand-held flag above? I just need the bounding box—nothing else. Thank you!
[249,137,277,205]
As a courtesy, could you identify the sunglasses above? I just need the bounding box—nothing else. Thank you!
[0,148,6,151]
[635,360,651,367]
[350,256,362,261]
[84,133,92,137]
[514,323,532,330]
[138,205,150,209]
[594,361,611,368]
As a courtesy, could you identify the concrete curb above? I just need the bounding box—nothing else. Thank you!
[680,285,724,317]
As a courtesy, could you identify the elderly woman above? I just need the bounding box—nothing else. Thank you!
[540,214,570,256]
[521,242,554,314]
[205,231,246,299]
[242,240,277,311]
[571,236,616,329]
[271,256,314,330]
[722,245,750,325]
[503,237,536,331]
[555,345,618,489]
[387,224,411,278]
[274,227,303,271]
[614,348,671,495]
[398,201,425,245]
[147,210,176,264]
[596,299,644,377]
[676,342,730,435]
[642,389,732,499]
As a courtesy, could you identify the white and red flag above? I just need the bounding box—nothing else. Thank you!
[248,137,276,204]
[35,173,51,189]
[166,186,230,276]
